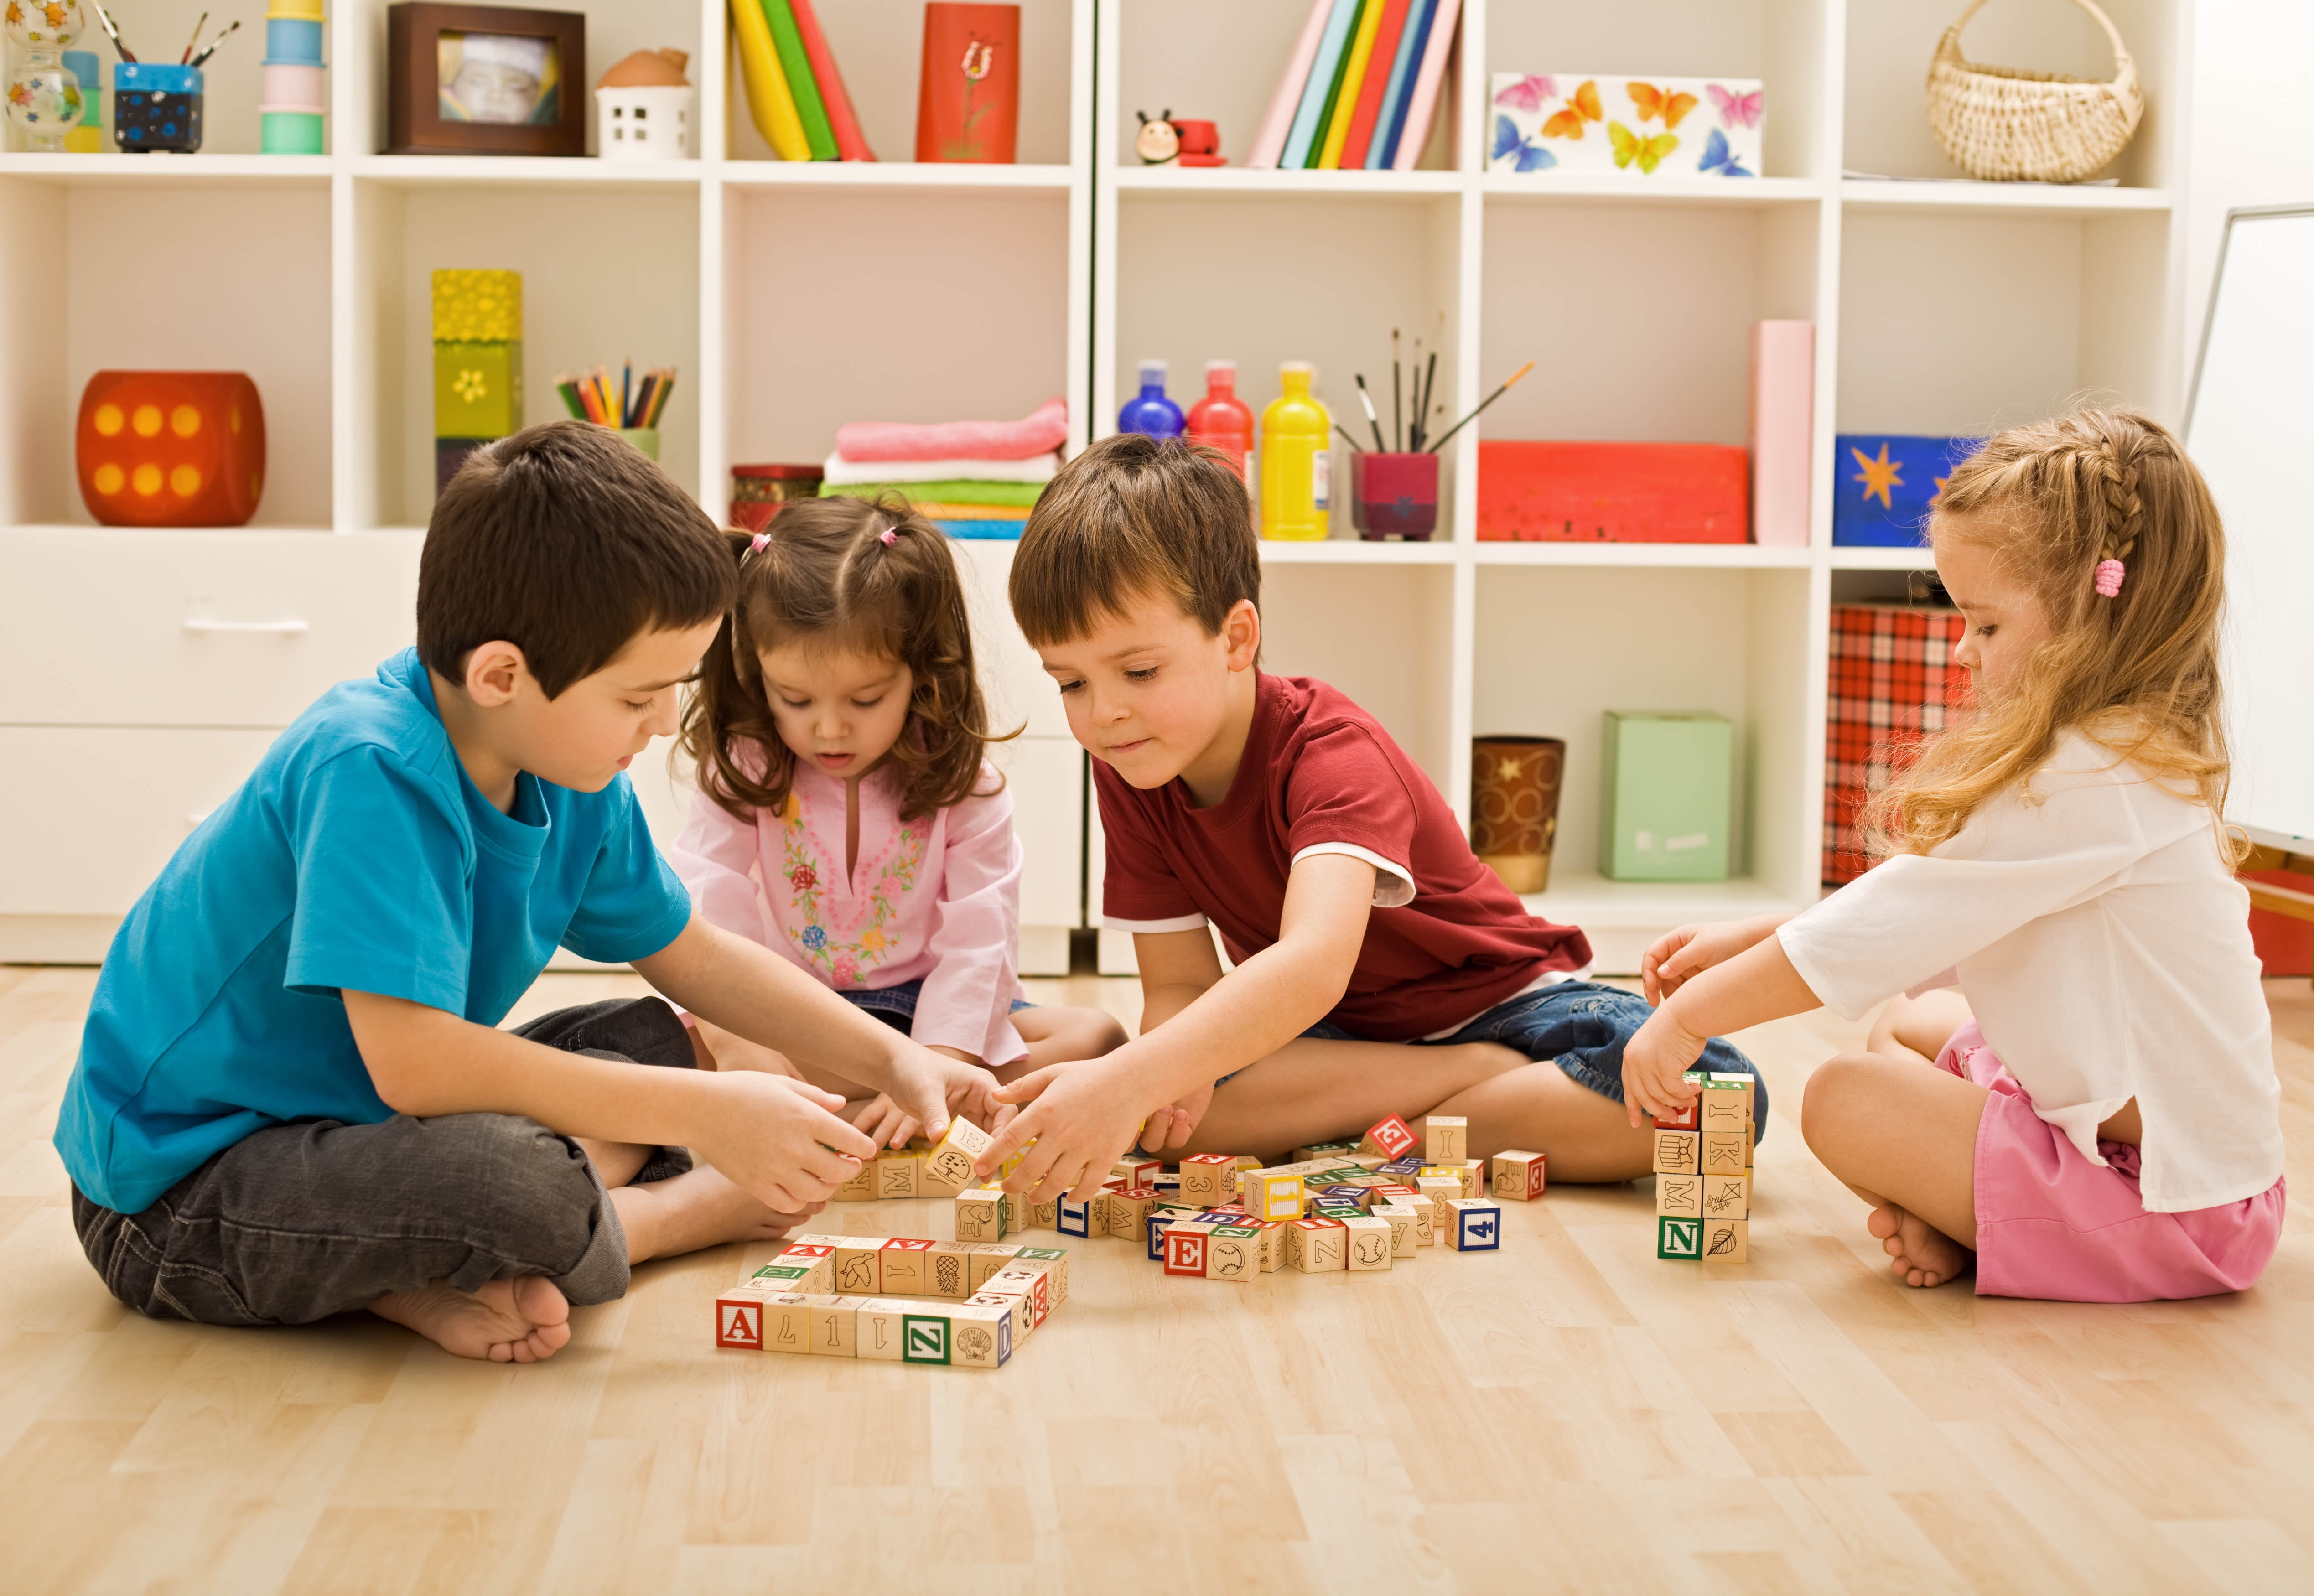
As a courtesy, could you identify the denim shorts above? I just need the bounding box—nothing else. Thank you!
[842,977,1034,1035]
[1277,979,1767,1140]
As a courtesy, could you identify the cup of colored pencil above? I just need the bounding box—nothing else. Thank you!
[556,363,676,460]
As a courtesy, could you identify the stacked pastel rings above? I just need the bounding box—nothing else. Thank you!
[259,0,325,154]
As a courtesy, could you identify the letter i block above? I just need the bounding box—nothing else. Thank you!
[715,1282,778,1349]
[1162,1222,1214,1277]
[1422,1115,1468,1163]
[1241,1169,1306,1223]
[1652,1130,1701,1178]
[1361,1114,1419,1160]
[1056,1194,1094,1239]
[1700,1217,1750,1263]
[1491,1150,1547,1202]
[1656,1216,1704,1260]
[1012,1245,1069,1306]
[1342,1215,1394,1271]
[954,1187,1007,1243]
[877,1237,935,1296]
[1205,1226,1258,1283]
[1179,1153,1239,1207]
[1703,1072,1756,1130]
[856,1298,909,1360]
[921,1117,994,1193]
[1442,1199,1502,1252]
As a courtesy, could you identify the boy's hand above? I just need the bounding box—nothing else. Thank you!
[1619,1003,1710,1128]
[851,1093,916,1150]
[694,1071,879,1211]
[974,1057,1152,1203]
[1642,917,1776,1005]
[1138,1081,1214,1153]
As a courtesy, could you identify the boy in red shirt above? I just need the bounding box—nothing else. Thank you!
[978,434,1762,1197]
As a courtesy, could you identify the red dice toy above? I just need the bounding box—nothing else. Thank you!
[77,370,266,527]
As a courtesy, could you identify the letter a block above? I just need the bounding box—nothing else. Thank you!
[714,1283,777,1349]
[1442,1198,1501,1252]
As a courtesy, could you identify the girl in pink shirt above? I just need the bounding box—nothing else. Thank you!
[673,498,1123,1146]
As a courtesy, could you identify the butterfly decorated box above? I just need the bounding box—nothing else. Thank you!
[1831,434,1984,547]
[1490,74,1762,179]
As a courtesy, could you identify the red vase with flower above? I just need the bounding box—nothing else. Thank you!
[916,2,1018,162]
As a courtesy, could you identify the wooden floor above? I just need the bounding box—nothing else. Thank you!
[2,965,2312,1595]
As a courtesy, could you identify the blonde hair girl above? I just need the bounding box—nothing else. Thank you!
[1613,408,2283,1303]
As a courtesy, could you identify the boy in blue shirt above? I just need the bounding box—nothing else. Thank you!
[56,423,995,1363]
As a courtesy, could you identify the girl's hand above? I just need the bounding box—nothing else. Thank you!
[851,1093,917,1150]
[1139,1081,1214,1153]
[879,1042,1005,1144]
[693,1071,878,1212]
[1619,1003,1711,1128]
[974,1057,1154,1203]
[1642,917,1780,1005]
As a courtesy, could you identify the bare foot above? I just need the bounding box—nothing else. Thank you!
[612,1164,815,1264]
[1866,1203,1972,1288]
[369,1275,573,1363]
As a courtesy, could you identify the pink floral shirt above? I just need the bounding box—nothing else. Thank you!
[669,760,1028,1064]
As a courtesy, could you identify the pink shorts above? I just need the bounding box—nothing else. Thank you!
[1940,1022,2285,1301]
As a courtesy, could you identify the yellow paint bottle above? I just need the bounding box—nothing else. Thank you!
[1259,361,1330,541]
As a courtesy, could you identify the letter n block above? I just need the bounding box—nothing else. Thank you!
[1657,1216,1704,1260]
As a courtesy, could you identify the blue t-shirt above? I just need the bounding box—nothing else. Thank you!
[55,648,695,1214]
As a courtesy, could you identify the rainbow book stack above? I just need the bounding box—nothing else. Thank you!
[1244,0,1460,171]
[818,397,1069,540]
[729,0,873,159]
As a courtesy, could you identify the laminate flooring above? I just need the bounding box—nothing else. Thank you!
[1,962,2311,1594]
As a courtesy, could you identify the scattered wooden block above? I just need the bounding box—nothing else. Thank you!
[807,1295,857,1357]
[1106,1187,1157,1244]
[899,1307,953,1365]
[954,1187,1007,1244]
[1145,1203,1199,1261]
[1162,1221,1215,1277]
[763,1292,815,1353]
[877,1238,935,1296]
[1422,1115,1468,1163]
[1442,1198,1502,1251]
[1702,1174,1749,1219]
[1343,1214,1394,1271]
[875,1149,921,1200]
[965,1285,1034,1345]
[1056,1194,1094,1238]
[1011,1245,1069,1306]
[1656,1216,1703,1260]
[1651,1099,1698,1131]
[1241,1169,1307,1223]
[1179,1153,1239,1207]
[948,1303,1013,1369]
[1491,1150,1547,1202]
[1205,1226,1258,1283]
[832,1158,877,1201]
[984,1264,1052,1327]
[1289,1217,1347,1272]
[1314,1183,1374,1210]
[1655,1175,1703,1218]
[1701,1217,1749,1262]
[967,1243,1025,1291]
[1112,1155,1162,1188]
[922,1118,995,1193]
[925,1241,975,1300]
[1406,1192,1437,1247]
[832,1238,889,1296]
[1003,1190,1029,1234]
[714,1282,779,1349]
[1026,1196,1060,1230]
[1651,1130,1701,1177]
[1361,1114,1420,1160]
[1416,1176,1460,1226]
[1700,1131,1749,1175]
[1371,1202,1419,1259]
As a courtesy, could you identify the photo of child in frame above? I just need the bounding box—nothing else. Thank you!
[438,29,561,124]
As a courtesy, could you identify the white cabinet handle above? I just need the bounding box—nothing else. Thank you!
[182,618,311,634]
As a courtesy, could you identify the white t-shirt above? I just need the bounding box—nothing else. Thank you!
[1779,728,2281,1213]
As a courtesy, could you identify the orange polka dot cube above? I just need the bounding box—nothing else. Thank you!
[77,370,265,527]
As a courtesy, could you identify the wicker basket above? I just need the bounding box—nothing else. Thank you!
[1925,0,2143,183]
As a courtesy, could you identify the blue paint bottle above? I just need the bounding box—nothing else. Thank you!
[1117,358,1185,440]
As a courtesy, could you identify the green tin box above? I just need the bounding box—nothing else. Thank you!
[1598,711,1732,882]
[433,340,523,440]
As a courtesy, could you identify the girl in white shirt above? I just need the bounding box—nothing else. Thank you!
[1621,408,2284,1301]
[673,497,1124,1148]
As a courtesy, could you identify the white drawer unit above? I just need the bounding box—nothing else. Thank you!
[954,540,1069,741]
[0,528,423,728]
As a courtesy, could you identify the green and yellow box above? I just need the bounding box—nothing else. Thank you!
[1599,710,1732,882]
[434,340,523,440]
[431,269,522,342]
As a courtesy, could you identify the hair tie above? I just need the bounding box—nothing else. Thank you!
[746,532,771,559]
[2093,558,2126,598]
[879,526,899,547]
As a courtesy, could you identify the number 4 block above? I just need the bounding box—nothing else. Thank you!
[1442,1198,1501,1251]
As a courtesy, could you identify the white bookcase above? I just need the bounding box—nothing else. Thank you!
[0,0,2189,976]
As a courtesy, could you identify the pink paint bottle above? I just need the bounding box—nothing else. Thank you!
[1186,359,1255,484]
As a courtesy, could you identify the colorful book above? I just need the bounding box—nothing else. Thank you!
[730,0,811,160]
[789,0,874,160]
[1281,0,1360,169]
[1390,0,1459,171]
[764,0,838,161]
[1248,0,1333,169]
[1367,0,1432,168]
[1338,0,1413,169]
[1303,0,1369,167]
[1317,0,1387,168]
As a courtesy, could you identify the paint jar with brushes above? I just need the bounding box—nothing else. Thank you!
[556,363,677,460]
[1341,342,1439,540]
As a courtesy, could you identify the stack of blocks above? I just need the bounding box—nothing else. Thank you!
[432,269,522,497]
[259,0,327,154]
[1654,1072,1756,1261]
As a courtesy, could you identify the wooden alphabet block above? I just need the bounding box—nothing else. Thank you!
[922,1117,994,1193]
[1442,1199,1502,1251]
[764,1292,815,1353]
[1311,1203,1367,1223]
[1026,1196,1060,1231]
[1343,1215,1394,1271]
[1422,1115,1468,1163]
[925,1241,975,1300]
[1651,1130,1701,1177]
[747,1263,816,1295]
[832,1158,877,1201]
[1056,1194,1094,1238]
[1448,1159,1486,1199]
[1652,1098,1698,1131]
[1371,1202,1418,1259]
[1314,1183,1374,1210]
[1147,1204,1200,1261]
[1003,1190,1028,1234]
[808,1295,857,1357]
[1406,1192,1437,1246]
[1179,1153,1239,1207]
[1702,1174,1749,1220]
[985,1265,1052,1327]
[1656,1216,1703,1260]
[1162,1222,1215,1276]
[967,1243,1025,1291]
[855,1297,909,1360]
[1700,1131,1749,1175]
[1655,1175,1703,1218]
[1704,1072,1756,1126]
[949,1303,1013,1369]
[1242,1169,1307,1223]
[1246,1219,1286,1272]
[1361,1114,1420,1160]
[787,1233,854,1249]
[714,1282,779,1348]
[877,1237,935,1295]
[1491,1150,1547,1202]
[964,1286,1033,1346]
[1112,1155,1162,1188]
[1700,1217,1749,1262]
[953,1187,1007,1244]
[1289,1217,1347,1272]
[1416,1176,1460,1224]
[1205,1226,1259,1283]
[875,1149,921,1199]
[900,1308,953,1365]
[1106,1187,1157,1242]
[832,1238,889,1296]
[1011,1245,1069,1306]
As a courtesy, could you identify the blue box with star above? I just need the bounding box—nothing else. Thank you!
[1832,435,1983,547]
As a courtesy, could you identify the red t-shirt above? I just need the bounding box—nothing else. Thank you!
[1095,673,1591,1040]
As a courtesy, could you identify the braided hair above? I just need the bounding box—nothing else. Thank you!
[1859,408,2236,860]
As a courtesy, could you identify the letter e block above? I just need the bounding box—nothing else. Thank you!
[1361,1114,1419,1160]
[1491,1150,1546,1201]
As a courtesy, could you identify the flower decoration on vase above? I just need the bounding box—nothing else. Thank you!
[916,3,1016,163]
[5,0,89,152]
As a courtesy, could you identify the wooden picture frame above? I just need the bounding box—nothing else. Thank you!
[386,2,586,156]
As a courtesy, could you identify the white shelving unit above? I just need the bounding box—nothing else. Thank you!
[0,0,2191,979]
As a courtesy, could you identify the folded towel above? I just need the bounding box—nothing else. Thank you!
[821,479,1045,508]
[820,451,1060,487]
[908,501,1037,519]
[934,519,1027,540]
[836,397,1068,464]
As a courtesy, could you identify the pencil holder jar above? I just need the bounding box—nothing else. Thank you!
[114,63,202,152]
[1350,450,1439,540]
[612,427,660,461]
[258,0,326,154]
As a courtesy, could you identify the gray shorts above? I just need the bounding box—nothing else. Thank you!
[70,997,696,1328]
